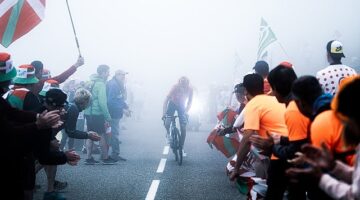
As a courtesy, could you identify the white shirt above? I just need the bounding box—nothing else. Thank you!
[316,64,357,96]
[319,147,360,200]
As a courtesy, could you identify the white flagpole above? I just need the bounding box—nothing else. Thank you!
[66,0,82,57]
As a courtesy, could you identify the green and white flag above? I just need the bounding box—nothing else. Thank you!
[257,18,277,60]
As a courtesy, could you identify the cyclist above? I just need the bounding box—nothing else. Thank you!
[163,76,193,154]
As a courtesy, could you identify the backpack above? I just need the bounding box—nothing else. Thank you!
[83,80,97,114]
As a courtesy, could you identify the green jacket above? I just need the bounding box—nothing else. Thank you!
[84,74,111,121]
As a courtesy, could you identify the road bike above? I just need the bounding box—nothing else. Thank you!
[166,115,183,165]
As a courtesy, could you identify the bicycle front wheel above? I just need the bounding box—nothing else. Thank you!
[171,128,179,161]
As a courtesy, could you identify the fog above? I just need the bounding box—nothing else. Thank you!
[2,0,360,118]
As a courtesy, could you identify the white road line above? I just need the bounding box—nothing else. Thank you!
[145,180,160,200]
[156,158,167,173]
[163,146,169,155]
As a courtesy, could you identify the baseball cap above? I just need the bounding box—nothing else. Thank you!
[115,69,128,75]
[45,88,68,107]
[327,40,345,58]
[253,60,269,76]
[233,83,244,93]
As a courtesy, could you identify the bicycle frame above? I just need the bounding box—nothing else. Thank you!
[166,115,183,165]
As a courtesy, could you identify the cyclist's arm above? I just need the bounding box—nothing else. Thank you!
[163,86,176,116]
[163,96,170,116]
[185,88,193,113]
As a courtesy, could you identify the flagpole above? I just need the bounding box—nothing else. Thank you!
[66,0,82,57]
[277,41,290,60]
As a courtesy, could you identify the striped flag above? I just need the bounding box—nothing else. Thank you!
[257,18,277,60]
[0,0,45,47]
[207,108,240,158]
[207,128,240,158]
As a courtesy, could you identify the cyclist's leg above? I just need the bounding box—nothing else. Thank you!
[164,101,176,142]
[177,107,188,149]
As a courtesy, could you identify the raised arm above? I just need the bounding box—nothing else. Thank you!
[52,56,84,84]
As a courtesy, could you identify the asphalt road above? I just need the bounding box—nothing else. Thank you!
[34,119,245,200]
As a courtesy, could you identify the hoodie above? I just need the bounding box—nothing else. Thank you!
[84,74,111,121]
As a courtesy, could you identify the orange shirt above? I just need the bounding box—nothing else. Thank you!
[311,110,355,165]
[285,101,310,141]
[244,95,288,159]
[244,95,288,137]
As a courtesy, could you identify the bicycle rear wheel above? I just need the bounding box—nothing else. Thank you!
[178,144,183,166]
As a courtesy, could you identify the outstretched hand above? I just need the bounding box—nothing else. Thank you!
[249,131,274,152]
[301,143,335,171]
[36,110,61,129]
[65,150,80,166]
[287,152,305,165]
[286,162,323,184]
[88,131,101,141]
[286,143,334,184]
[217,127,233,136]
[74,55,84,68]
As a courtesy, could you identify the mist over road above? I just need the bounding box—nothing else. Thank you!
[34,115,243,200]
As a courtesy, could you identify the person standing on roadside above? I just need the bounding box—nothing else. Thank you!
[106,70,131,162]
[84,65,116,165]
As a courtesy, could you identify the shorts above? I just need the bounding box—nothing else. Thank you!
[85,115,105,135]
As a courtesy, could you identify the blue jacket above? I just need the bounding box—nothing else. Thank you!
[106,77,128,119]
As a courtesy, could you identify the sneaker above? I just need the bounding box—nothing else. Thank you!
[54,180,68,191]
[182,149,187,157]
[102,157,117,165]
[43,191,66,200]
[85,157,99,165]
[81,146,87,154]
[111,155,127,162]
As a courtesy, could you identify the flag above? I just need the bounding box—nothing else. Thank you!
[257,18,277,60]
[207,129,240,158]
[207,108,240,158]
[0,0,45,48]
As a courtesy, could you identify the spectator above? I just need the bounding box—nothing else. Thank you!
[230,74,288,200]
[265,64,310,199]
[0,52,62,200]
[84,64,116,164]
[316,40,357,95]
[253,60,271,94]
[106,69,131,162]
[287,75,360,200]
